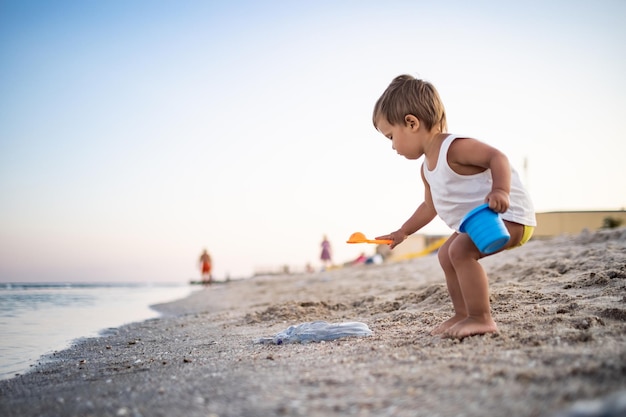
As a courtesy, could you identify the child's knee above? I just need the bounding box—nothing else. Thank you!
[447,243,464,265]
[447,234,481,265]
[437,244,453,271]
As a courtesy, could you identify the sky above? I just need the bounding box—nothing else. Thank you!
[1,0,625,283]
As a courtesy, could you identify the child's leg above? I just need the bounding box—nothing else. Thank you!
[444,234,498,339]
[430,233,469,335]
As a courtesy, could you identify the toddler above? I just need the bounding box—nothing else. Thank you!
[373,75,536,339]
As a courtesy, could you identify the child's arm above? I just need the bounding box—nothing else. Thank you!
[376,165,437,249]
[448,138,512,213]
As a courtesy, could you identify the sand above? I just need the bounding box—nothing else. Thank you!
[1,228,625,417]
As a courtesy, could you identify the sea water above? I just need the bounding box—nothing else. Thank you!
[0,282,198,380]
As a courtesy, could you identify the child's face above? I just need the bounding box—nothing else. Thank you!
[376,116,422,160]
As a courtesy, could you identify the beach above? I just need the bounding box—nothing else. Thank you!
[1,228,625,417]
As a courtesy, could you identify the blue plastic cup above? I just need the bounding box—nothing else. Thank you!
[459,203,510,254]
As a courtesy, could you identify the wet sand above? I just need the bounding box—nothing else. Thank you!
[1,228,625,417]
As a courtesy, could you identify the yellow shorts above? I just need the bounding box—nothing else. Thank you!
[508,225,534,249]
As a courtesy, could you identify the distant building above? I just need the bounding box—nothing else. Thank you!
[534,210,626,238]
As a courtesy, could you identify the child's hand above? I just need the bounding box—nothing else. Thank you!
[485,189,510,213]
[376,230,407,249]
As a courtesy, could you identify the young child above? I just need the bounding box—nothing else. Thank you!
[372,75,536,339]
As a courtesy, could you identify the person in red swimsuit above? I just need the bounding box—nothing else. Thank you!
[198,249,212,285]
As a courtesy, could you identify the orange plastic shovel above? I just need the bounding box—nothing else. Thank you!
[346,232,393,245]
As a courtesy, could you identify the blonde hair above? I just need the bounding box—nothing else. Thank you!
[373,75,447,133]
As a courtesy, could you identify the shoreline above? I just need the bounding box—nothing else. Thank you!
[1,228,625,417]
[0,283,196,381]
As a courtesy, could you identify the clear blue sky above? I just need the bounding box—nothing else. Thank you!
[1,0,625,282]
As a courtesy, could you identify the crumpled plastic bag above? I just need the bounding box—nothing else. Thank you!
[255,320,373,345]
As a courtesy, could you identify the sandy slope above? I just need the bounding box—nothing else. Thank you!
[1,228,625,417]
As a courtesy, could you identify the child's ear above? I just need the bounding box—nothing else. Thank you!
[404,114,420,130]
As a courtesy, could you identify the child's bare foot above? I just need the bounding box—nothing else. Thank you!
[430,315,466,335]
[444,317,498,339]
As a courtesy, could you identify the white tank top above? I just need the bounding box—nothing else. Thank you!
[422,134,536,231]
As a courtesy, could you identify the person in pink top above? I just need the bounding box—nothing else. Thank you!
[372,74,536,339]
[320,235,332,269]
